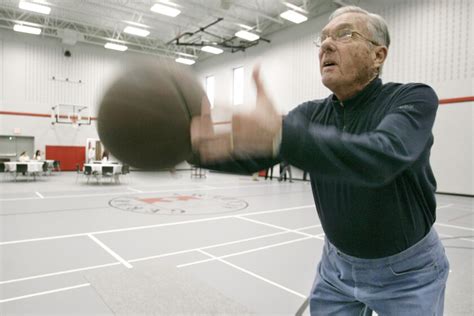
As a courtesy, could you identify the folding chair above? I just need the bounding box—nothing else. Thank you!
[84,165,94,183]
[101,166,115,183]
[16,163,28,181]
[0,162,6,181]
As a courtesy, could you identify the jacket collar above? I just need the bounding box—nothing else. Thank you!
[330,77,382,111]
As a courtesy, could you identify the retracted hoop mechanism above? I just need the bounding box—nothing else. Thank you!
[51,104,91,127]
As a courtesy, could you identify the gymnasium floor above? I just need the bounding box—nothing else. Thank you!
[0,170,472,315]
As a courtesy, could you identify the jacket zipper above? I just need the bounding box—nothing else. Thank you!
[340,101,346,132]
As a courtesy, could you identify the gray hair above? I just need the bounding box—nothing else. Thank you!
[329,6,390,74]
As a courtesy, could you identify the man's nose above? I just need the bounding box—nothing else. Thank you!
[320,39,336,53]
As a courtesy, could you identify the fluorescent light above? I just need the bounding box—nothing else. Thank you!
[150,3,181,17]
[13,24,41,35]
[283,2,308,14]
[175,57,195,65]
[19,1,51,14]
[104,42,128,51]
[237,23,253,30]
[235,30,259,41]
[280,10,308,24]
[177,52,196,58]
[201,46,223,54]
[124,26,150,37]
[123,21,148,28]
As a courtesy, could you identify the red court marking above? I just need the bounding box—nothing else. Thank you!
[1,96,472,120]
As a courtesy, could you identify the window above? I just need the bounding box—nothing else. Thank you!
[205,75,215,108]
[233,66,244,106]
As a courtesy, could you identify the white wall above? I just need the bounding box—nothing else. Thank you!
[193,0,473,195]
[0,30,152,156]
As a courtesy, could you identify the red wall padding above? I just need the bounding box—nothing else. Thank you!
[45,145,85,171]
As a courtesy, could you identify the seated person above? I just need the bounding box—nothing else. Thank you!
[101,150,110,162]
[18,151,30,162]
[33,150,42,160]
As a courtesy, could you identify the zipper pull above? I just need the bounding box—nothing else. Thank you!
[340,102,346,131]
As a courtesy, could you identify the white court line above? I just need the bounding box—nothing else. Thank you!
[0,224,320,285]
[87,234,132,269]
[130,225,321,264]
[176,224,321,268]
[130,232,290,263]
[435,222,474,232]
[0,283,90,304]
[438,233,474,243]
[127,187,143,193]
[0,204,314,246]
[437,204,454,210]
[199,184,217,189]
[178,236,314,268]
[0,262,120,285]
[237,216,316,238]
[198,249,306,299]
[35,192,44,199]
[0,182,288,202]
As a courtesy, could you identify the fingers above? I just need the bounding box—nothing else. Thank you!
[252,64,264,94]
[191,96,233,162]
[198,132,233,163]
[190,96,213,151]
[190,117,202,150]
[200,95,212,118]
[252,65,272,109]
[252,64,261,85]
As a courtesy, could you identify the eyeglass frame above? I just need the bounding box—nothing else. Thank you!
[314,29,380,47]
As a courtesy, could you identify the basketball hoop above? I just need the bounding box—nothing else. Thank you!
[69,113,79,128]
[51,104,91,127]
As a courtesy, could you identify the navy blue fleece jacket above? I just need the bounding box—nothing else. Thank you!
[199,78,439,258]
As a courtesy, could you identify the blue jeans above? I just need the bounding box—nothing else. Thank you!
[310,228,449,315]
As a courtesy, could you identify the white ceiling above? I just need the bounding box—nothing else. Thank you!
[0,0,342,62]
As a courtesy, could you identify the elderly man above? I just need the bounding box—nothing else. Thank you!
[191,5,449,315]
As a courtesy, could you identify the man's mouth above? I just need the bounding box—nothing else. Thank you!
[323,61,337,68]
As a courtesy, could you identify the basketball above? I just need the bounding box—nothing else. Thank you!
[97,61,204,169]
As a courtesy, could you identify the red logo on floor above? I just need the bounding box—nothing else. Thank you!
[109,193,248,215]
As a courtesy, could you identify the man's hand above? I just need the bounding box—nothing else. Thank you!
[231,66,282,157]
[190,66,282,163]
[190,96,233,162]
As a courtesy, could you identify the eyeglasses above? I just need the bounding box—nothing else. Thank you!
[314,29,380,47]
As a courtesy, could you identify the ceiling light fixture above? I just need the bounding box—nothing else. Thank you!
[175,57,195,65]
[18,1,51,14]
[104,42,128,51]
[124,26,150,37]
[237,23,253,30]
[13,24,41,35]
[201,46,224,54]
[177,52,197,58]
[280,10,308,24]
[235,30,260,41]
[123,21,148,28]
[150,3,181,17]
[283,2,309,14]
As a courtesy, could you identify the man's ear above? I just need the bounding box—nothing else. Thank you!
[373,46,388,71]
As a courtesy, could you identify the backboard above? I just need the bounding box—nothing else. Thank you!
[51,104,91,128]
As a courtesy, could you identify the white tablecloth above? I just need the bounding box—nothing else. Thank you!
[4,161,44,172]
[84,163,122,174]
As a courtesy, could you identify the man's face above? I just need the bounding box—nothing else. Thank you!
[318,13,379,96]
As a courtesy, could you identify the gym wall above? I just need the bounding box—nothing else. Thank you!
[193,0,473,196]
[0,29,164,158]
